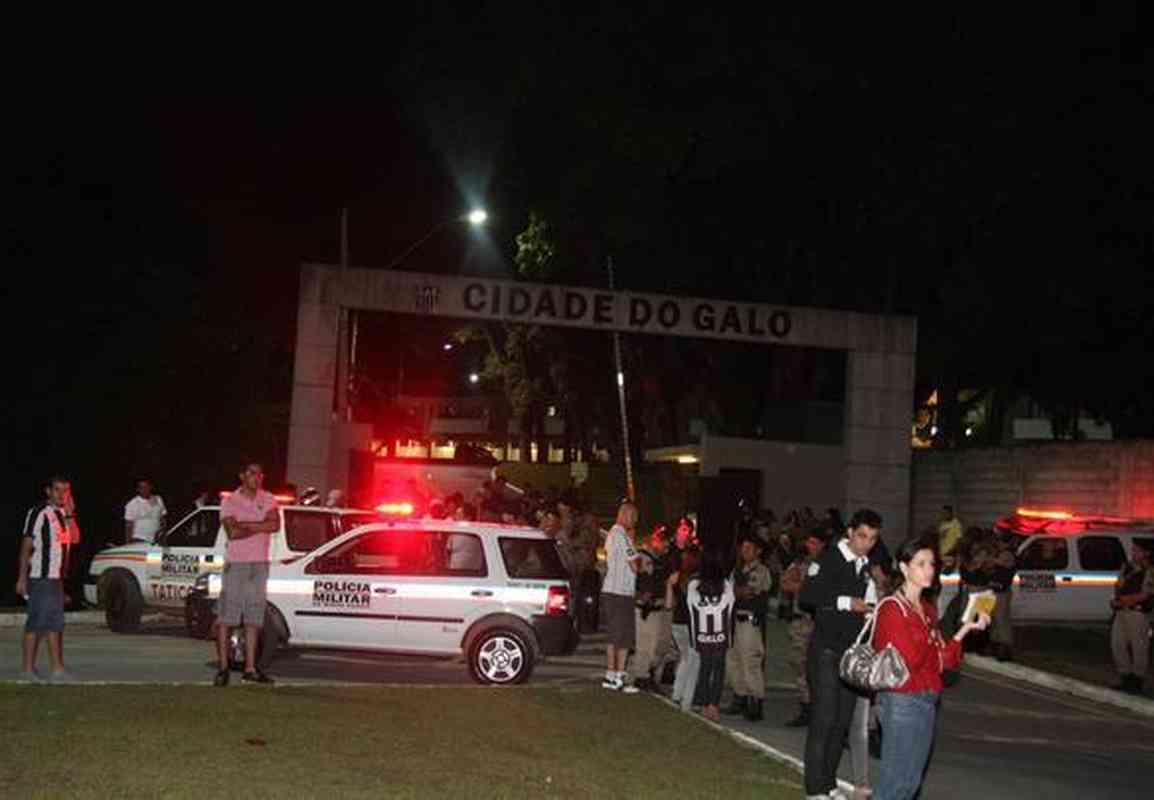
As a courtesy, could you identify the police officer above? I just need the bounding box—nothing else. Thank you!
[988,528,1018,661]
[630,525,674,691]
[722,532,772,721]
[1111,541,1154,695]
[780,526,829,727]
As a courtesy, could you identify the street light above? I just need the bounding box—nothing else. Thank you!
[468,372,480,385]
[340,207,488,420]
[382,207,488,271]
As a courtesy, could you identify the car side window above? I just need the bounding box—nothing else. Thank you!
[285,510,338,552]
[309,531,416,575]
[434,532,487,577]
[163,510,220,548]
[1017,538,1068,571]
[1077,536,1125,572]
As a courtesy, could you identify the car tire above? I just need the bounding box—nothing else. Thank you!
[467,625,535,685]
[101,570,143,633]
[225,606,287,672]
[185,598,214,640]
[258,605,288,671]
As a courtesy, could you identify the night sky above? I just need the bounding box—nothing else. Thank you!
[4,6,1150,593]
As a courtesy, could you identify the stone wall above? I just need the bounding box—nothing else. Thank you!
[911,440,1154,534]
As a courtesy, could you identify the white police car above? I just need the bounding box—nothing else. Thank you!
[939,508,1154,624]
[185,518,579,685]
[85,497,380,632]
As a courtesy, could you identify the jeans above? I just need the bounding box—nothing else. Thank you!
[849,694,871,788]
[671,624,701,711]
[698,650,726,706]
[804,644,859,796]
[876,691,939,800]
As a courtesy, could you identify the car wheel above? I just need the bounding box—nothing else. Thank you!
[468,626,534,685]
[101,570,143,633]
[258,606,288,671]
[225,606,286,671]
[184,597,214,640]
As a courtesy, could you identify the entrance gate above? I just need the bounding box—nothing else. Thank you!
[288,264,916,542]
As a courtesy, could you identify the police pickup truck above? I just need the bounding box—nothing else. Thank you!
[185,518,580,684]
[938,508,1154,624]
[85,500,380,631]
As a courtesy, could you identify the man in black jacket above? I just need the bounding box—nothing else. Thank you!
[798,508,882,800]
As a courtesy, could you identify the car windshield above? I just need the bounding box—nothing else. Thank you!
[498,537,568,580]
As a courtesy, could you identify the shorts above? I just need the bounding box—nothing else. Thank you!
[218,561,269,627]
[26,578,65,634]
[602,593,636,650]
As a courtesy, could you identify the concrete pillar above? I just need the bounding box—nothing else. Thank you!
[843,315,917,547]
[287,266,340,492]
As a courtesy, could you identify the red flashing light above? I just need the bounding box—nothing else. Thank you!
[1016,508,1073,520]
[1001,507,1147,535]
[546,585,570,616]
[376,501,415,516]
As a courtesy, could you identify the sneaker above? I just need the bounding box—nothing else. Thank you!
[48,669,78,684]
[213,669,230,687]
[17,670,43,684]
[601,673,623,690]
[242,670,275,685]
[620,683,640,695]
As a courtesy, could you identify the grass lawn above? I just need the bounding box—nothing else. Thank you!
[0,686,802,799]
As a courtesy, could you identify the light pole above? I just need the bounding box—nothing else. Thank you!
[337,208,488,422]
[381,208,488,270]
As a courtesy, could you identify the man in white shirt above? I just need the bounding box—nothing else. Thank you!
[601,499,643,692]
[124,479,167,544]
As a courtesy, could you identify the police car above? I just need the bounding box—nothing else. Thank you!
[85,496,381,632]
[938,508,1154,624]
[185,517,580,685]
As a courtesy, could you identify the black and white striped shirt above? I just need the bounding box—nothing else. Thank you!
[23,504,68,579]
[687,577,735,653]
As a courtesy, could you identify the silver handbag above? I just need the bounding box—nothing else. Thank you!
[839,596,910,691]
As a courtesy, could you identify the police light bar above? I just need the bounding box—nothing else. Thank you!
[1016,508,1073,520]
[376,502,415,516]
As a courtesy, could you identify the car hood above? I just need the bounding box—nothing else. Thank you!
[93,543,152,558]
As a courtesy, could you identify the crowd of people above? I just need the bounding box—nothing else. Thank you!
[593,500,994,800]
[14,472,1153,798]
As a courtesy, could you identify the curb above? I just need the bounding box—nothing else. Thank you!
[0,612,167,628]
[652,693,855,796]
[965,654,1154,718]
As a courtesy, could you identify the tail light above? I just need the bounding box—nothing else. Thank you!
[546,585,570,616]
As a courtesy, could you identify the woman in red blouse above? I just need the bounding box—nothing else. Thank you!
[872,534,990,800]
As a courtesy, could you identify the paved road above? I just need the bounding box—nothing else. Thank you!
[745,618,1154,800]
[0,617,607,687]
[4,618,1151,799]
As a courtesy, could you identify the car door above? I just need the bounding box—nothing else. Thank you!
[150,509,221,608]
[288,530,409,648]
[391,530,492,653]
[1012,536,1071,622]
[1073,535,1128,622]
